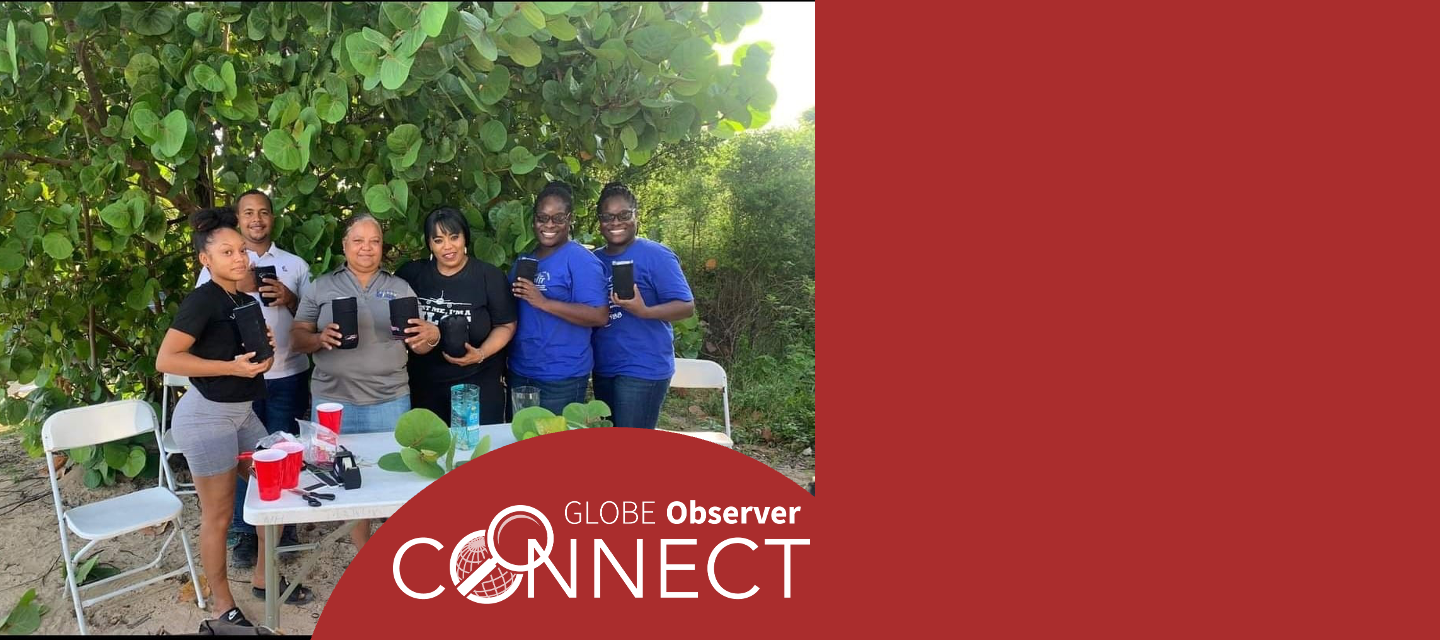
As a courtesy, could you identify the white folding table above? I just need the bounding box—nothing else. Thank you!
[243,424,518,630]
[243,424,730,630]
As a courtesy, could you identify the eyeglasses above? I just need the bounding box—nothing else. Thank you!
[597,210,636,223]
[533,213,571,225]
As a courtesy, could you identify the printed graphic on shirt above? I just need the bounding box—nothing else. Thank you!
[375,289,401,300]
[604,274,621,327]
[418,291,474,324]
[535,270,551,291]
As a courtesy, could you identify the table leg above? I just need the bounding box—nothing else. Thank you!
[262,519,363,631]
[264,523,279,629]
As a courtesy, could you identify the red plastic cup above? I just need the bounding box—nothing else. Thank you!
[316,402,344,434]
[252,449,287,501]
[273,442,304,489]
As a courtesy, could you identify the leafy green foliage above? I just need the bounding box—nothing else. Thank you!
[672,314,703,359]
[67,435,155,489]
[562,399,613,429]
[392,408,451,478]
[376,451,410,472]
[0,2,773,461]
[510,405,553,440]
[0,588,45,635]
[395,408,450,453]
[511,400,612,440]
[384,407,503,477]
[63,551,124,588]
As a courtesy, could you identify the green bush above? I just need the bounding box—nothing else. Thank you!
[67,435,160,488]
[672,313,704,359]
[0,1,775,458]
[730,341,814,446]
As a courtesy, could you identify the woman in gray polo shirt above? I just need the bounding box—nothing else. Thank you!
[293,214,440,426]
[291,214,439,549]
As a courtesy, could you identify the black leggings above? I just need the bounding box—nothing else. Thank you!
[411,370,507,426]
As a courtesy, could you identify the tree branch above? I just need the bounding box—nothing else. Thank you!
[125,159,197,213]
[81,195,97,368]
[69,27,112,143]
[68,23,197,214]
[0,152,76,166]
[92,322,138,355]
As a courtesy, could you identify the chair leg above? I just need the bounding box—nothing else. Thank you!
[159,453,174,492]
[66,564,87,634]
[174,513,206,611]
[722,387,732,440]
[58,536,87,635]
[158,392,171,491]
[48,451,89,635]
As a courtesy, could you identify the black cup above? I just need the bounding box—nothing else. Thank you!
[389,296,419,340]
[612,261,635,300]
[439,315,469,358]
[232,301,274,363]
[252,265,278,306]
[515,257,538,282]
[332,297,359,350]
[468,307,492,347]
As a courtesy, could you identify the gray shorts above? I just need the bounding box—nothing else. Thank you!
[171,391,267,477]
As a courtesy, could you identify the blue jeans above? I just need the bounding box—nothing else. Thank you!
[593,375,671,429]
[506,373,588,417]
[312,395,411,434]
[232,371,310,535]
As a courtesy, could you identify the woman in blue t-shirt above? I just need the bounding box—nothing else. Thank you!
[591,183,696,429]
[508,181,609,414]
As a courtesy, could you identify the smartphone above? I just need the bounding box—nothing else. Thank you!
[612,260,635,300]
[252,265,278,305]
[516,257,538,282]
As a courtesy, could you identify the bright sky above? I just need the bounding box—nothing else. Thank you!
[714,2,816,128]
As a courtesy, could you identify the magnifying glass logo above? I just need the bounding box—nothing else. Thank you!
[450,505,555,603]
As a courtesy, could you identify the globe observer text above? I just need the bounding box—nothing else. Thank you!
[566,500,802,525]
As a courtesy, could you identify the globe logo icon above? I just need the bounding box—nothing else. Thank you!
[453,532,517,600]
[445,507,554,604]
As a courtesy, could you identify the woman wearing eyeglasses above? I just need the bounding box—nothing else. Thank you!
[508,181,609,414]
[590,183,695,429]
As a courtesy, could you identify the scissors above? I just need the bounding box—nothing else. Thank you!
[287,488,336,507]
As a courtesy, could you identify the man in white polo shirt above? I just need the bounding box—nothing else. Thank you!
[196,189,311,568]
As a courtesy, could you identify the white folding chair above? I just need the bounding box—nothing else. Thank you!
[43,399,205,635]
[157,374,195,495]
[659,358,734,448]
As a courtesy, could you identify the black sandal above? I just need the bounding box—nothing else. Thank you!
[251,578,314,605]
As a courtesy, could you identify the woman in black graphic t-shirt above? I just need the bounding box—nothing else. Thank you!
[397,207,517,425]
[156,207,308,628]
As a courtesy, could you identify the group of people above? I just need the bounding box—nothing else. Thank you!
[153,181,694,628]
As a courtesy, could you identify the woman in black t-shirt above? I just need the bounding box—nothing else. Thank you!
[397,207,517,425]
[156,208,308,628]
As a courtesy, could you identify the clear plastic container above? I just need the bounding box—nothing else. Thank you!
[450,383,480,450]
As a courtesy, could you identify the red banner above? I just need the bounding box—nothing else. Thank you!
[314,429,821,636]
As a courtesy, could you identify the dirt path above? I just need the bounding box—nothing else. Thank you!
[0,422,813,634]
